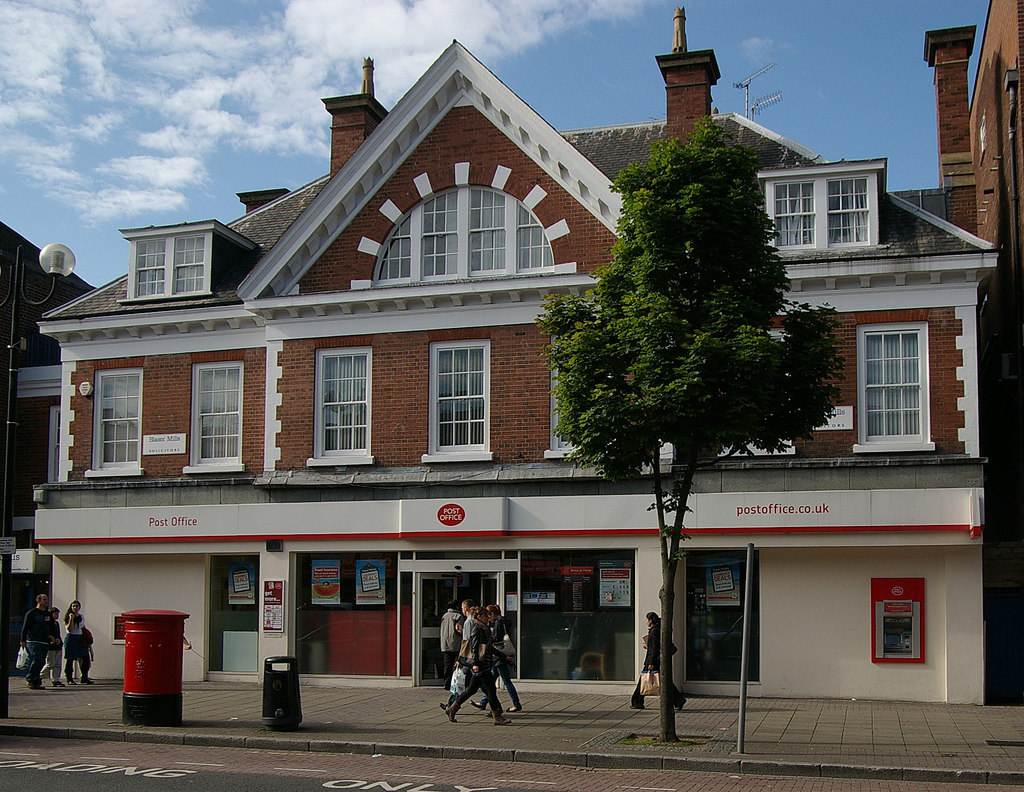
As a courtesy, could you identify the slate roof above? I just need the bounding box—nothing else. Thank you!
[46,112,984,323]
[560,113,823,180]
[45,177,329,321]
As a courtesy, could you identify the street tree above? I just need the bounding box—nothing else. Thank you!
[539,119,842,742]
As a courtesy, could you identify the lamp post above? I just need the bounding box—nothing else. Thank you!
[0,243,76,718]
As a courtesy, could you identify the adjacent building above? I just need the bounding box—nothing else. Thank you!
[0,222,92,664]
[36,21,994,701]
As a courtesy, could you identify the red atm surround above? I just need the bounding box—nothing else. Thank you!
[871,578,925,664]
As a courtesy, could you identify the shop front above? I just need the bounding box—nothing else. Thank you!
[35,484,985,702]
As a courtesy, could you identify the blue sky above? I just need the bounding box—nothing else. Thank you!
[1,0,989,289]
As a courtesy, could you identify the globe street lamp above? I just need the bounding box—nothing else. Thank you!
[0,243,76,717]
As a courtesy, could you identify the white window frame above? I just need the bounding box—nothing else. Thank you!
[377,187,554,284]
[545,371,572,459]
[827,177,870,245]
[423,340,493,463]
[86,368,143,477]
[47,405,60,484]
[308,347,374,467]
[773,181,815,248]
[125,230,213,301]
[763,163,881,251]
[854,322,935,453]
[185,362,244,474]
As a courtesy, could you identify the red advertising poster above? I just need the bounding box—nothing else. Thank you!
[263,580,284,633]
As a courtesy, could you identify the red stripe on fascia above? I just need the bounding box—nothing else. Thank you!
[688,523,972,534]
[37,524,976,545]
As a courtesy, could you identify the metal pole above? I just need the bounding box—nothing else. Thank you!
[0,246,25,718]
[736,542,754,754]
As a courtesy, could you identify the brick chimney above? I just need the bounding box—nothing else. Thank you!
[656,7,720,142]
[323,58,388,177]
[237,188,289,214]
[925,26,977,234]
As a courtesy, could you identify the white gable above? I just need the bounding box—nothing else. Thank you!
[238,42,621,300]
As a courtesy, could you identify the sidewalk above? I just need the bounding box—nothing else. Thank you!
[4,680,1024,784]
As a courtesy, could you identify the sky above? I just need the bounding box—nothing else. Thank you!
[0,0,991,290]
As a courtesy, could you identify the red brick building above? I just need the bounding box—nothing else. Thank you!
[36,23,992,701]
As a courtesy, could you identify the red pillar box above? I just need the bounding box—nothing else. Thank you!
[121,610,189,726]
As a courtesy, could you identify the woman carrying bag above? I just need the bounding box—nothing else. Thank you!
[443,606,510,726]
[630,611,685,711]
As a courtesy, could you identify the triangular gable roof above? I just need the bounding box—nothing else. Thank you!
[238,41,622,300]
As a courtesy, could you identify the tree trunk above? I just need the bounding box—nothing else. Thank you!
[655,449,698,743]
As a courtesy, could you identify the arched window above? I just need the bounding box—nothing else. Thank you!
[376,187,553,283]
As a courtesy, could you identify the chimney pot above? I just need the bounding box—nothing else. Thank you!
[673,7,687,53]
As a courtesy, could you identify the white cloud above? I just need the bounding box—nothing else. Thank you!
[96,155,206,189]
[739,36,777,65]
[68,186,189,225]
[1,0,655,230]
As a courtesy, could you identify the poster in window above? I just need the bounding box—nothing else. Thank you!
[311,559,341,606]
[706,560,741,607]
[356,559,386,604]
[598,567,632,607]
[263,580,284,633]
[227,561,256,605]
[560,565,594,613]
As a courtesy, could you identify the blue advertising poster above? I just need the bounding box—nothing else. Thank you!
[227,561,256,605]
[356,559,386,604]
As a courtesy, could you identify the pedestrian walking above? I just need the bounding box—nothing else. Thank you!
[20,594,58,690]
[473,604,521,712]
[41,606,65,687]
[444,606,510,725]
[630,611,685,710]
[64,600,94,684]
[439,600,464,691]
[441,599,475,710]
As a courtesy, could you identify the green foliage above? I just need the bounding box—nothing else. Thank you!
[539,118,842,480]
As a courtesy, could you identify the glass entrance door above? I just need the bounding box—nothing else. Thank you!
[417,571,499,685]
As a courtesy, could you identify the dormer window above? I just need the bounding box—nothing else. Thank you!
[376,187,553,284]
[122,220,255,302]
[763,162,882,251]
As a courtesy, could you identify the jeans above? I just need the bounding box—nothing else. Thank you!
[480,661,520,709]
[25,642,48,685]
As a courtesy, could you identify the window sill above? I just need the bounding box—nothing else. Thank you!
[84,467,144,478]
[421,451,494,463]
[853,441,936,454]
[306,456,375,467]
[183,463,245,474]
[544,449,571,459]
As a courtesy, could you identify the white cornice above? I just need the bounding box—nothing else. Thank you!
[237,42,620,301]
[39,304,264,350]
[246,272,592,324]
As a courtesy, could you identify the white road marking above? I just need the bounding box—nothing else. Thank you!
[383,773,437,778]
[499,782,556,786]
[275,767,328,773]
[0,752,39,757]
[81,756,133,761]
[173,761,225,767]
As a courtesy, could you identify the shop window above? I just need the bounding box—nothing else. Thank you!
[295,553,398,676]
[685,550,759,682]
[519,551,635,681]
[208,555,259,673]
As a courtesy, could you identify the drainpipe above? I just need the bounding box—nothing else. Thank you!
[1005,68,1024,493]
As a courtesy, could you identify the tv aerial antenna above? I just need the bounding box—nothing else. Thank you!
[734,62,782,119]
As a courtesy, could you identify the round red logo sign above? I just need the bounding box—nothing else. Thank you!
[437,503,466,526]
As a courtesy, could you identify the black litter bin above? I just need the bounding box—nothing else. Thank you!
[262,656,302,731]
